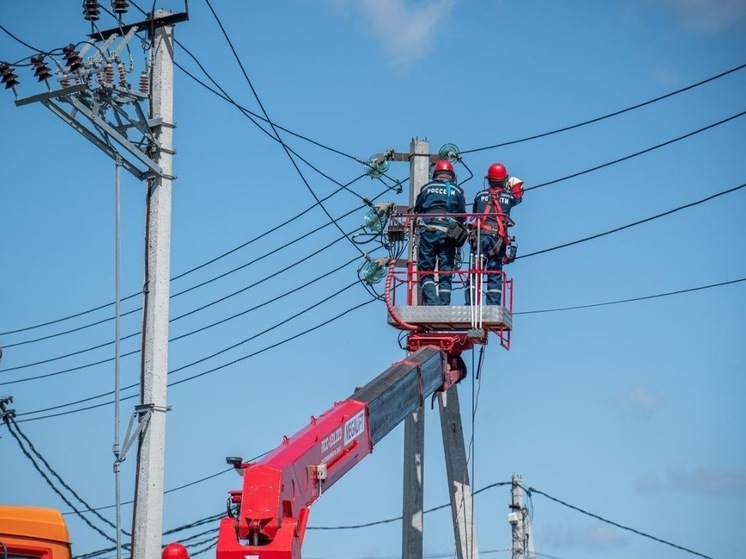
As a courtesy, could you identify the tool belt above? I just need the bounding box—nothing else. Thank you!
[445,221,468,246]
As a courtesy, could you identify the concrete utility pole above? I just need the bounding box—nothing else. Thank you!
[509,475,535,559]
[10,8,185,558]
[131,11,176,559]
[440,388,479,559]
[401,138,430,559]
[400,139,479,559]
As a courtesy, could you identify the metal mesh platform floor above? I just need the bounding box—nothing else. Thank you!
[388,305,512,331]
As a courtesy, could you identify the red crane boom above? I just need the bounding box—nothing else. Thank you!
[208,346,463,559]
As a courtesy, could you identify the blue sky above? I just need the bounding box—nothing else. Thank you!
[1,1,745,559]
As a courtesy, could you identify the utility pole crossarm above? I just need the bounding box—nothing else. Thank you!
[13,25,172,180]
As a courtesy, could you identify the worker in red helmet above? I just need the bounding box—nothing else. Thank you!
[465,162,524,306]
[414,160,466,305]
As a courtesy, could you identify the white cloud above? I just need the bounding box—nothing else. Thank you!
[542,520,629,550]
[651,66,682,85]
[636,466,746,495]
[659,0,746,33]
[626,386,662,413]
[354,0,458,71]
[612,385,663,420]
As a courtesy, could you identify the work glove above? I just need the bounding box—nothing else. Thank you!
[509,177,524,201]
[502,238,518,264]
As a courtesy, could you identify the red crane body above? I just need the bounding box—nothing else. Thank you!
[218,399,371,559]
[213,346,460,559]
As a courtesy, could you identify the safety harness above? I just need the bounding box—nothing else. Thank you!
[477,188,509,244]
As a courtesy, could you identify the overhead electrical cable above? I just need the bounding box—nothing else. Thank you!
[5,252,360,384]
[527,487,715,559]
[63,468,233,515]
[0,21,52,56]
[169,44,408,192]
[1,413,117,543]
[202,0,367,257]
[6,179,742,378]
[12,102,735,351]
[4,61,739,337]
[173,39,358,163]
[16,295,377,422]
[11,185,744,381]
[0,175,375,339]
[3,208,372,369]
[170,254,360,340]
[63,454,271,519]
[308,481,510,530]
[7,106,740,342]
[169,176,375,282]
[525,110,746,192]
[515,277,746,315]
[461,62,746,154]
[14,271,743,422]
[519,182,746,258]
[74,512,226,559]
[166,281,364,382]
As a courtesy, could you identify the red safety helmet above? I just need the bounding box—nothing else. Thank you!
[486,163,508,182]
[162,543,189,559]
[434,160,455,175]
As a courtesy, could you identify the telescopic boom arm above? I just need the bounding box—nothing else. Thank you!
[212,346,463,559]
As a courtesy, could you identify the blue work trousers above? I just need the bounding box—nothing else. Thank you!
[465,234,504,306]
[417,226,456,305]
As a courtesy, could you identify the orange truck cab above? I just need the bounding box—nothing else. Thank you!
[0,506,71,559]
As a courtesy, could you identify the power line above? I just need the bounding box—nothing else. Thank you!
[6,105,740,345]
[7,165,742,364]
[168,40,408,193]
[308,482,510,530]
[519,182,746,259]
[516,276,746,315]
[63,469,233,515]
[12,268,744,421]
[15,275,365,414]
[6,165,735,385]
[4,242,360,382]
[461,62,746,154]
[202,0,368,257]
[0,21,53,57]
[527,486,716,559]
[525,110,746,192]
[73,512,226,559]
[173,39,359,163]
[131,0,408,198]
[2,55,739,340]
[15,297,377,422]
[167,283,371,386]
[0,407,117,543]
[0,176,374,340]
